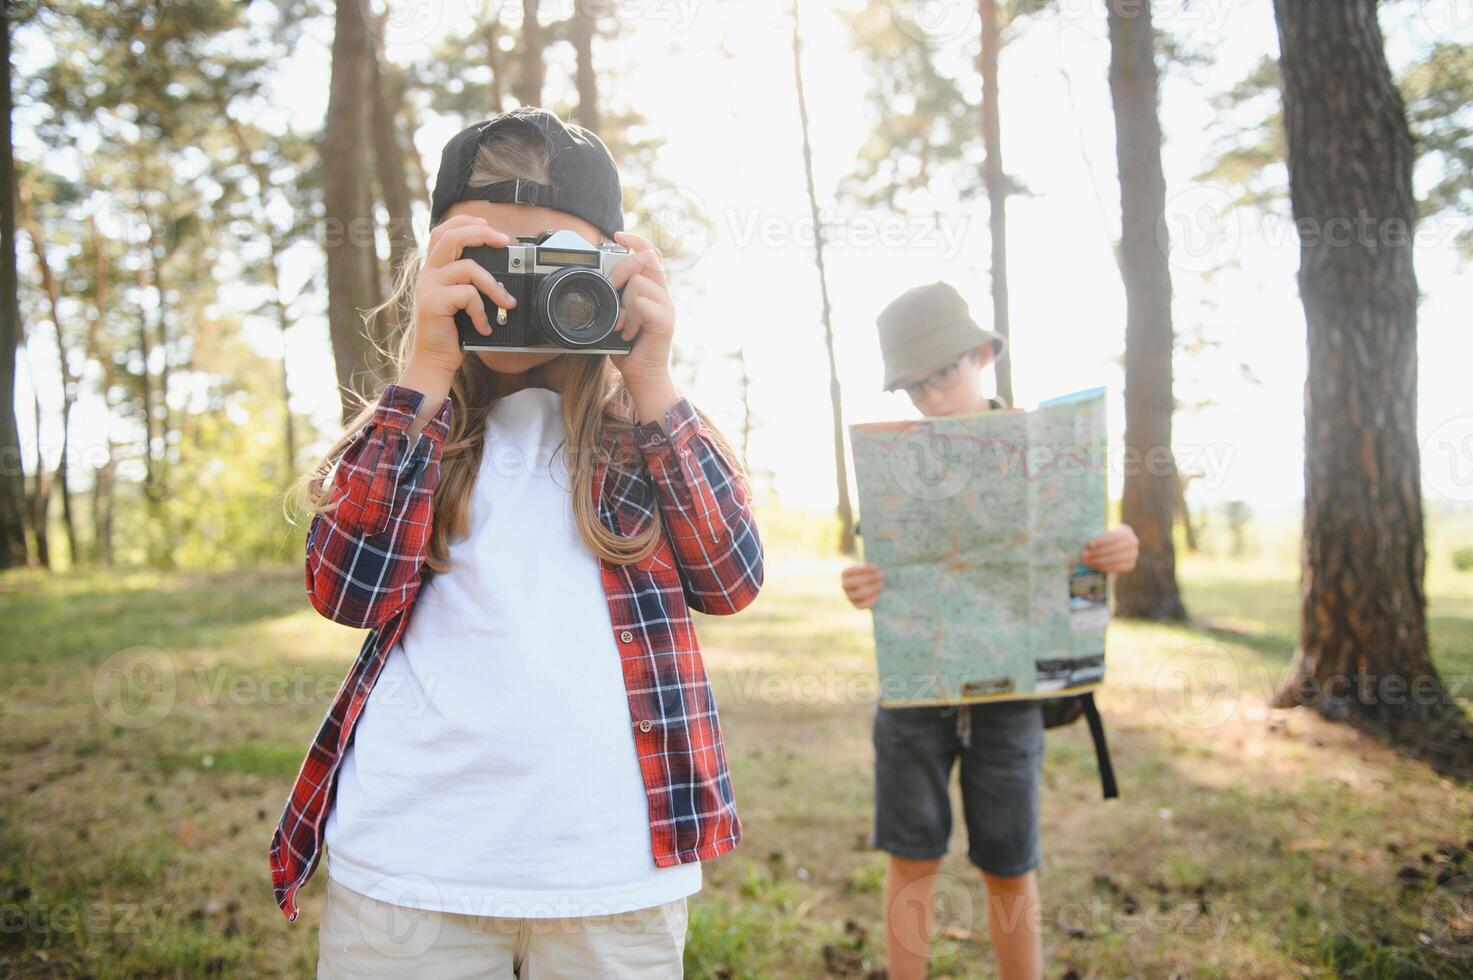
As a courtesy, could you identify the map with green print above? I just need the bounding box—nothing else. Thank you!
[848,387,1109,706]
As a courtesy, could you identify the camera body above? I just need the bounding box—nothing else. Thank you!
[455,229,632,355]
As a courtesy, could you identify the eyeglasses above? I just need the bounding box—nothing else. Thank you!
[900,353,971,399]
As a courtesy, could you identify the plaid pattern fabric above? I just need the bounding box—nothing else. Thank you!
[268,382,763,922]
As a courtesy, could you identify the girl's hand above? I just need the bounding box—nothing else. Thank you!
[841,563,885,610]
[409,215,519,375]
[1079,525,1139,575]
[608,230,677,390]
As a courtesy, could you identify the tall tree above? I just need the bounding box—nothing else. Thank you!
[570,0,600,132]
[517,0,544,106]
[0,0,27,569]
[18,179,79,568]
[793,0,855,555]
[323,0,390,421]
[978,0,1013,404]
[1106,0,1187,621]
[368,21,416,302]
[1270,0,1443,722]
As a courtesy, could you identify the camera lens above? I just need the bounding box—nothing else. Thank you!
[553,288,598,331]
[537,267,619,349]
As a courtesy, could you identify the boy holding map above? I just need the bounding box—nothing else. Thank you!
[840,281,1139,980]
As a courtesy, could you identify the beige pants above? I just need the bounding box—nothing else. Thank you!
[317,876,688,979]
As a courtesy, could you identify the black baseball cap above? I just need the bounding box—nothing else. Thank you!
[428,106,625,241]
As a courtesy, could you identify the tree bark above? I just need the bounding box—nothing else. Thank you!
[20,185,78,567]
[517,0,544,107]
[978,0,1013,405]
[1271,0,1442,722]
[223,115,299,480]
[793,2,855,555]
[84,210,116,566]
[323,0,390,422]
[570,0,600,132]
[0,2,28,570]
[483,16,505,113]
[1106,0,1187,621]
[368,22,416,297]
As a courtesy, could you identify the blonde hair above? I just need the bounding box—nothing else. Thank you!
[290,116,748,571]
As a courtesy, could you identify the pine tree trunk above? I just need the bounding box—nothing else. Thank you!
[518,0,544,107]
[1106,0,1187,621]
[1271,0,1443,722]
[368,26,415,297]
[20,188,78,567]
[483,17,505,113]
[978,0,1012,406]
[324,0,390,422]
[0,3,28,570]
[571,0,600,133]
[792,2,855,555]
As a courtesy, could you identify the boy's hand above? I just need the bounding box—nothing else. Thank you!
[1079,525,1139,575]
[841,563,885,609]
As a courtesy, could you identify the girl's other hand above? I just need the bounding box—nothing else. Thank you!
[410,215,519,375]
[1079,525,1139,575]
[841,563,885,610]
[608,230,676,389]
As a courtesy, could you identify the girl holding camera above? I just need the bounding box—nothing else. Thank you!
[271,107,762,977]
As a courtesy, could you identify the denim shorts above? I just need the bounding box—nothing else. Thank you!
[871,699,1044,878]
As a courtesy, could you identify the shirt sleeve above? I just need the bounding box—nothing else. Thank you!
[304,383,453,629]
[634,396,764,616]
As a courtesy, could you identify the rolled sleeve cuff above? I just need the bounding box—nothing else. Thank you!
[635,395,701,461]
[375,383,454,449]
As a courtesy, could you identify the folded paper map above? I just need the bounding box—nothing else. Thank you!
[849,387,1109,706]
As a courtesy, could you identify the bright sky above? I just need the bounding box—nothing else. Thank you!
[16,0,1473,523]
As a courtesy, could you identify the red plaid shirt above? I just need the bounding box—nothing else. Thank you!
[268,382,763,922]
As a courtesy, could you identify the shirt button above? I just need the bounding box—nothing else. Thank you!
[638,719,653,732]
[619,630,634,643]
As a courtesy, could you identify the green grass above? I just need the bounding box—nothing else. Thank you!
[2,547,1472,977]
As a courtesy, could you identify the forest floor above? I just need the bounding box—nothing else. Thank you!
[2,550,1472,978]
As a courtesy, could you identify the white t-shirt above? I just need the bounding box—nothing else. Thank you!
[324,385,701,918]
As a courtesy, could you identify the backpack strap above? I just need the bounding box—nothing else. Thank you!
[1081,692,1119,800]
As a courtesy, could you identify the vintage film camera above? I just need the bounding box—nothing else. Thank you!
[455,229,632,354]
